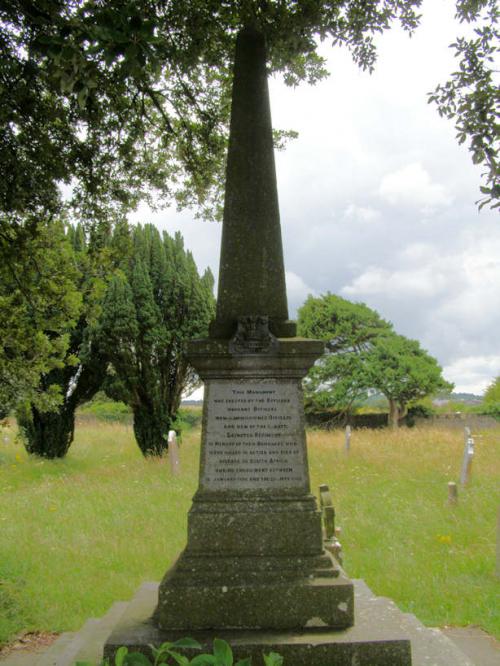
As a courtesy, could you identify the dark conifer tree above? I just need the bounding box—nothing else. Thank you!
[17,224,110,458]
[99,224,214,456]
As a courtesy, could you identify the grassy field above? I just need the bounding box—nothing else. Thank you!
[0,418,499,647]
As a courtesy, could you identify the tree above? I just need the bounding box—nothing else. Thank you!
[16,224,110,458]
[0,0,496,229]
[367,333,453,428]
[429,0,499,209]
[483,375,500,403]
[297,293,452,427]
[0,217,81,416]
[483,376,500,416]
[297,293,392,413]
[99,224,214,456]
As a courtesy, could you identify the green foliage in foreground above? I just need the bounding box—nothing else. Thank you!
[0,420,498,648]
[77,637,282,666]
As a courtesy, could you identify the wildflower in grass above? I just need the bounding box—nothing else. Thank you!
[49,506,57,512]
[15,453,23,462]
[436,534,452,544]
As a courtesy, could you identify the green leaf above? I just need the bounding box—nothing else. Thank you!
[115,646,129,666]
[166,651,190,666]
[123,652,153,666]
[263,653,283,666]
[189,656,217,665]
[213,639,233,665]
[172,638,202,649]
[234,658,252,666]
[77,87,88,109]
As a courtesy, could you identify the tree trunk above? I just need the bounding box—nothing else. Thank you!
[388,399,400,429]
[133,404,170,456]
[19,405,75,458]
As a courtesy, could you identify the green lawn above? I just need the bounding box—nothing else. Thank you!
[1,418,499,647]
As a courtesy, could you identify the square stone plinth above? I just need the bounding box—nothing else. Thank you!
[156,552,353,631]
[104,581,412,666]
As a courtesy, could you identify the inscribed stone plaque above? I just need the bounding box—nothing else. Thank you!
[201,379,307,490]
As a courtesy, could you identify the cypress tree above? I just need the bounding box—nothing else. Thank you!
[17,224,111,458]
[100,224,214,456]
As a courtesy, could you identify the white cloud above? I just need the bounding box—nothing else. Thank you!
[341,265,448,299]
[285,271,316,317]
[343,204,381,222]
[379,162,453,210]
[443,356,500,395]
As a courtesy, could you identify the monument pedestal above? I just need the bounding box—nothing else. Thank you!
[105,580,413,666]
[155,337,355,631]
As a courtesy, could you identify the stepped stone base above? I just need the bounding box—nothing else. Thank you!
[107,581,411,665]
[1,581,482,665]
[103,581,479,666]
[156,548,353,631]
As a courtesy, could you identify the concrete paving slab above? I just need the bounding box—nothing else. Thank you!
[442,626,500,666]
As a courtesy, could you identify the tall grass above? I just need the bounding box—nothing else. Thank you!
[308,426,500,636]
[0,420,498,647]
[0,420,198,646]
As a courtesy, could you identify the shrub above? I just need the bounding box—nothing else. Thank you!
[76,637,283,666]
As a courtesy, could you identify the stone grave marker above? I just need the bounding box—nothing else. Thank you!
[345,424,352,452]
[167,430,180,476]
[460,433,475,485]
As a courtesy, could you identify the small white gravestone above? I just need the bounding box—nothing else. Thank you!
[460,434,474,485]
[344,425,351,453]
[168,430,180,475]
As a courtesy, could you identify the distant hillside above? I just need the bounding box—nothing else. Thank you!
[435,392,482,405]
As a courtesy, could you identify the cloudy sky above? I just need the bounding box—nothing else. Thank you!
[130,0,499,395]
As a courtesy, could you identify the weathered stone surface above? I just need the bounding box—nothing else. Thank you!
[106,581,414,666]
[209,27,294,339]
[156,337,354,631]
[200,379,307,492]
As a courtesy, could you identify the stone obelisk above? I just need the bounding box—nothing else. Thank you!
[155,25,353,632]
[104,25,412,666]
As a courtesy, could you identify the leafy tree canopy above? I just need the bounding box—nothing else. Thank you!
[483,375,500,404]
[298,293,393,411]
[16,223,111,457]
[298,293,452,426]
[1,0,497,228]
[298,292,391,353]
[0,217,82,415]
[366,332,453,427]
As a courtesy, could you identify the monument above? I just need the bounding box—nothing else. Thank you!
[155,25,353,633]
[105,25,412,665]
